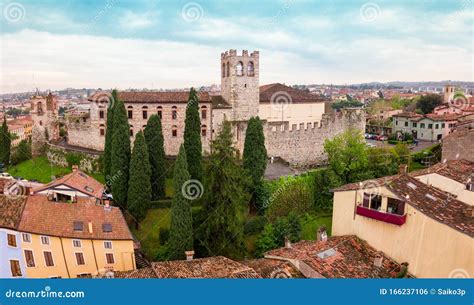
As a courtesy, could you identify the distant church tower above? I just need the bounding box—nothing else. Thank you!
[30,91,60,142]
[443,83,455,104]
[220,49,260,121]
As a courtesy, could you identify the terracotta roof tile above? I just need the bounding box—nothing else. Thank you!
[18,195,133,240]
[33,170,104,199]
[243,259,304,278]
[114,267,157,279]
[0,195,28,230]
[89,91,211,104]
[265,236,405,278]
[410,159,474,184]
[151,256,261,278]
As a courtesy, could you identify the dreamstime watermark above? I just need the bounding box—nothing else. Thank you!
[4,180,27,199]
[83,0,117,31]
[181,2,204,23]
[5,286,85,299]
[448,268,470,278]
[450,92,470,110]
[267,0,294,27]
[357,179,383,202]
[270,91,292,112]
[360,2,381,22]
[3,1,25,23]
[181,179,203,200]
[90,91,116,112]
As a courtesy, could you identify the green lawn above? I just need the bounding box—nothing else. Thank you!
[8,156,72,183]
[132,208,172,259]
[300,214,333,240]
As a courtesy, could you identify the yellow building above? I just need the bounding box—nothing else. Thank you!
[18,195,135,278]
[331,161,473,278]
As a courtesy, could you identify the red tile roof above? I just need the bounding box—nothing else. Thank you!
[243,258,304,278]
[0,195,28,230]
[151,256,261,278]
[425,113,461,121]
[411,159,474,184]
[89,91,211,104]
[33,169,104,199]
[114,267,157,279]
[392,112,422,118]
[265,235,406,278]
[18,195,133,240]
[259,83,326,104]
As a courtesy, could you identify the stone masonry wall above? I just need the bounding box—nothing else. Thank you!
[264,109,365,167]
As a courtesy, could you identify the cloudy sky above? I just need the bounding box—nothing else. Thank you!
[0,0,472,93]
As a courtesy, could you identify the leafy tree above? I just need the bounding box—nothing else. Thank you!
[127,131,151,223]
[144,114,166,200]
[393,143,411,165]
[367,147,399,178]
[195,120,251,259]
[254,213,301,257]
[103,90,118,180]
[416,94,442,114]
[11,140,32,165]
[110,100,131,206]
[331,99,363,111]
[243,117,267,211]
[167,145,193,260]
[254,224,277,258]
[323,129,370,183]
[183,88,202,181]
[313,168,343,210]
[0,118,11,166]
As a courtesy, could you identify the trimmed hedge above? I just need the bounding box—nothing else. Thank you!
[149,199,172,209]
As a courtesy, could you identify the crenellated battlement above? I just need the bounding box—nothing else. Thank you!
[221,49,259,59]
[264,108,365,167]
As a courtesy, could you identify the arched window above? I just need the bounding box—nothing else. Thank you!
[142,106,148,120]
[236,61,244,76]
[127,106,133,119]
[172,106,177,120]
[99,124,105,136]
[222,63,226,78]
[172,125,178,137]
[247,61,254,76]
[201,125,207,137]
[201,106,207,119]
[226,62,230,77]
[157,106,163,119]
[129,125,134,137]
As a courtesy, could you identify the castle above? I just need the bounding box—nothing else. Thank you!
[31,50,365,167]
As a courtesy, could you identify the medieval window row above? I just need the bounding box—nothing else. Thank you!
[121,105,208,121]
[222,61,254,77]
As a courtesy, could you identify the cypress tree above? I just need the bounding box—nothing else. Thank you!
[0,118,11,166]
[183,88,202,182]
[167,144,193,260]
[243,117,268,211]
[196,120,251,259]
[127,131,151,223]
[110,100,131,206]
[103,90,117,180]
[144,114,166,200]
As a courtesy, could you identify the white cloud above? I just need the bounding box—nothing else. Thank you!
[0,29,472,93]
[119,10,159,30]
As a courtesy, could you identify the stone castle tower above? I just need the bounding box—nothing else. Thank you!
[444,83,455,104]
[30,92,60,143]
[220,49,260,121]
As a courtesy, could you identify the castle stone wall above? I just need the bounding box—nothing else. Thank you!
[264,109,365,167]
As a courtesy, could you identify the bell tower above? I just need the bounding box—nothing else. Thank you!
[220,49,260,121]
[444,83,455,104]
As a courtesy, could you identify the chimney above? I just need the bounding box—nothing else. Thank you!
[104,201,111,211]
[317,227,328,242]
[284,237,292,249]
[399,164,408,174]
[88,221,93,234]
[374,252,383,267]
[185,250,195,261]
[72,165,79,172]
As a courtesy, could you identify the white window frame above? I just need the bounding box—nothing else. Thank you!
[7,233,17,248]
[41,236,50,246]
[23,249,36,268]
[72,239,82,248]
[43,251,55,267]
[105,252,115,265]
[22,233,31,243]
[103,241,113,250]
[9,259,22,277]
[74,252,86,266]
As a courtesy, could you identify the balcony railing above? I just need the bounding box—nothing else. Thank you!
[356,205,407,226]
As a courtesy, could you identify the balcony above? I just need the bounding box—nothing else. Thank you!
[356,205,407,226]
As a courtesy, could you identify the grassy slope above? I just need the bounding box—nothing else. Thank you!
[8,156,72,183]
